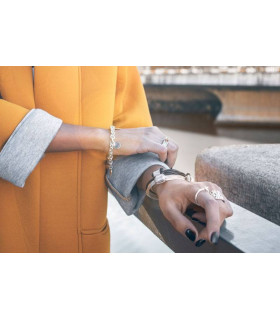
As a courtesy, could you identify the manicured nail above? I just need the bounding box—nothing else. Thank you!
[185,208,196,216]
[195,239,206,247]
[191,217,200,222]
[191,217,206,226]
[185,229,196,242]
[211,232,219,244]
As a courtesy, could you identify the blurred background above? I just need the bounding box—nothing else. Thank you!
[108,66,280,253]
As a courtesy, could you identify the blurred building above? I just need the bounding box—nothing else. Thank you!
[140,66,280,73]
[138,66,280,130]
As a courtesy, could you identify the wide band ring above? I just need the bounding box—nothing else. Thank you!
[161,136,169,148]
[194,186,209,205]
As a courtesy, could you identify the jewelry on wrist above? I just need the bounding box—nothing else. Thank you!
[146,174,186,200]
[145,168,193,191]
[106,125,121,175]
[145,169,194,200]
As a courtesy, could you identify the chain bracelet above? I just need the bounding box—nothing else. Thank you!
[106,126,121,175]
[107,125,116,175]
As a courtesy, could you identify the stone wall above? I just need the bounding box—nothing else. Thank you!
[195,144,280,225]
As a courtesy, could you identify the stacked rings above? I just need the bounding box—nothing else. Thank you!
[195,186,225,206]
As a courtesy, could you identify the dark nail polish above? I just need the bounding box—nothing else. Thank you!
[195,239,206,247]
[191,217,200,222]
[191,217,206,226]
[185,208,196,217]
[211,232,219,244]
[185,229,196,242]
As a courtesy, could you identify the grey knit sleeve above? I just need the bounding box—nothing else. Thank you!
[0,108,63,188]
[105,152,169,216]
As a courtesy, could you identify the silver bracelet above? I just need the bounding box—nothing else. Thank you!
[107,125,121,175]
[146,174,187,200]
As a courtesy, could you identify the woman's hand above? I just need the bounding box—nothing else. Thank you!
[154,179,233,247]
[112,126,178,168]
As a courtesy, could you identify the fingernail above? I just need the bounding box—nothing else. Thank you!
[191,217,206,226]
[195,239,206,247]
[186,208,196,216]
[211,232,219,244]
[185,229,196,242]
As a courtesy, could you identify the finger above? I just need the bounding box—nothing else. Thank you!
[185,203,205,214]
[166,140,178,168]
[208,183,233,218]
[191,203,205,211]
[191,212,207,224]
[195,199,232,245]
[195,191,221,244]
[221,197,234,217]
[148,142,168,163]
[162,202,199,243]
[196,227,209,247]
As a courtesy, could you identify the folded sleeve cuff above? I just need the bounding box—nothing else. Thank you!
[0,108,63,187]
[105,152,169,216]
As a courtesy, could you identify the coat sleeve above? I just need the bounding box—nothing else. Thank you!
[106,67,169,215]
[113,66,153,128]
[0,99,62,188]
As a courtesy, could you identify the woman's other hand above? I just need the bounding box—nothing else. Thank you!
[111,126,179,168]
[47,124,178,167]
[154,180,233,247]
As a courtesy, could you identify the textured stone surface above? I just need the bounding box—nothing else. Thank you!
[195,144,280,225]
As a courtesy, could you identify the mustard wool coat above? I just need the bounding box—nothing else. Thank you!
[0,66,153,253]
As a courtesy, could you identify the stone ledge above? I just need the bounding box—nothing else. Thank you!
[137,197,280,253]
[195,144,280,225]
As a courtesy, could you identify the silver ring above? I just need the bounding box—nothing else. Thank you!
[194,186,209,205]
[161,137,169,148]
[209,190,225,203]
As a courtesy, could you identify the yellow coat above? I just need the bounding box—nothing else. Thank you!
[0,66,152,253]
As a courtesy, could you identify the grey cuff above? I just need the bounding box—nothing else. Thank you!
[0,108,63,188]
[105,152,169,216]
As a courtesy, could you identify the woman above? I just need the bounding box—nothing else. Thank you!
[0,66,232,253]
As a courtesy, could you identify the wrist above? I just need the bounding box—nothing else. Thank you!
[147,168,192,198]
[153,181,167,197]
[88,128,110,152]
[137,165,166,191]
[154,178,188,197]
[153,181,166,197]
